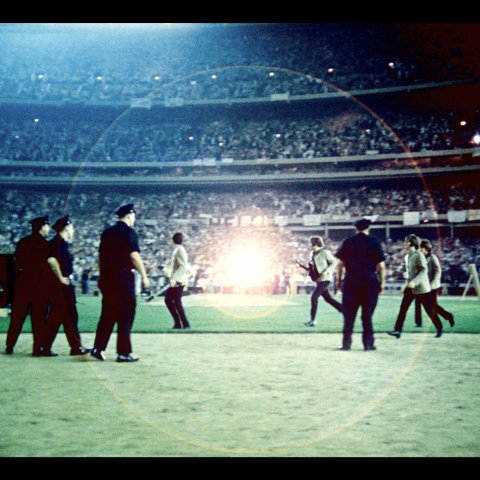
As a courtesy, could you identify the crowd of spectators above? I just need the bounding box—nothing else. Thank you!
[1,187,478,294]
[0,106,477,171]
[0,23,478,105]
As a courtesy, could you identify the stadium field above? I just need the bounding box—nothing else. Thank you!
[0,294,479,457]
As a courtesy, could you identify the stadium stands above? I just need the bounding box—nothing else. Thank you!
[0,23,478,295]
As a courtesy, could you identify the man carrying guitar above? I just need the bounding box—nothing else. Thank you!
[296,236,343,327]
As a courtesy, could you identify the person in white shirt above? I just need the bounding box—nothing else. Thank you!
[165,232,191,330]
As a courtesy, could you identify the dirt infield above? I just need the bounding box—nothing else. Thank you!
[1,331,478,457]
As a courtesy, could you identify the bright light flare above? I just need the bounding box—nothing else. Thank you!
[223,243,275,288]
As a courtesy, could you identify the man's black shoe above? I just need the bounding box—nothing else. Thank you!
[116,354,139,363]
[448,314,455,327]
[5,346,13,355]
[364,346,377,351]
[41,349,58,357]
[70,347,92,356]
[387,330,401,339]
[32,348,44,357]
[90,349,105,361]
[337,346,351,351]
[435,330,443,338]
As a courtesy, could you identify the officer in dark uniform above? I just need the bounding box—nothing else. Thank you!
[43,215,90,356]
[5,216,51,356]
[90,204,149,362]
[335,218,386,351]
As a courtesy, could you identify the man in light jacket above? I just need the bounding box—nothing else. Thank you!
[416,239,455,327]
[165,232,191,330]
[388,234,444,339]
[303,236,343,327]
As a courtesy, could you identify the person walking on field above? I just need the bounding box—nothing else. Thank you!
[388,234,445,339]
[43,216,90,356]
[415,238,455,328]
[297,235,343,327]
[164,232,191,330]
[5,216,51,356]
[335,218,386,351]
[91,204,149,362]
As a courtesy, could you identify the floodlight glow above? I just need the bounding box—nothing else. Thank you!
[223,244,274,288]
[460,120,467,126]
[327,68,334,73]
[473,134,480,145]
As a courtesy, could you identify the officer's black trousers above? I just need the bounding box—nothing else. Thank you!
[44,283,81,351]
[310,281,343,322]
[394,288,443,333]
[165,285,189,328]
[6,276,48,353]
[94,271,136,356]
[342,282,379,349]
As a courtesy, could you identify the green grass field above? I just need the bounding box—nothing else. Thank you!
[0,294,479,457]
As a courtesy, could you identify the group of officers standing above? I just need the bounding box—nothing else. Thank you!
[4,208,454,359]
[4,203,191,363]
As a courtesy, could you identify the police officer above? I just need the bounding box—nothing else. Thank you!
[91,204,149,362]
[388,234,444,339]
[335,218,386,351]
[5,216,51,356]
[43,215,90,356]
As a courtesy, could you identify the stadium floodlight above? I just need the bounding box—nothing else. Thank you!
[224,243,275,289]
[460,120,467,126]
[473,133,480,145]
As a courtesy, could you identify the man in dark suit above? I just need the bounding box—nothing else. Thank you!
[90,204,149,362]
[43,215,90,356]
[5,216,51,356]
[335,218,386,351]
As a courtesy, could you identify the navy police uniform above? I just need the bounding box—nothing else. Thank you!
[92,204,140,357]
[336,219,385,350]
[43,216,86,355]
[5,216,50,355]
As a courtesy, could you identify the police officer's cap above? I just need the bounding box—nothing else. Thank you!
[52,215,72,233]
[30,216,49,231]
[354,217,372,231]
[116,203,136,218]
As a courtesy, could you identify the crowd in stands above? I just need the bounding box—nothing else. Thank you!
[1,187,478,294]
[0,107,477,171]
[0,23,479,105]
